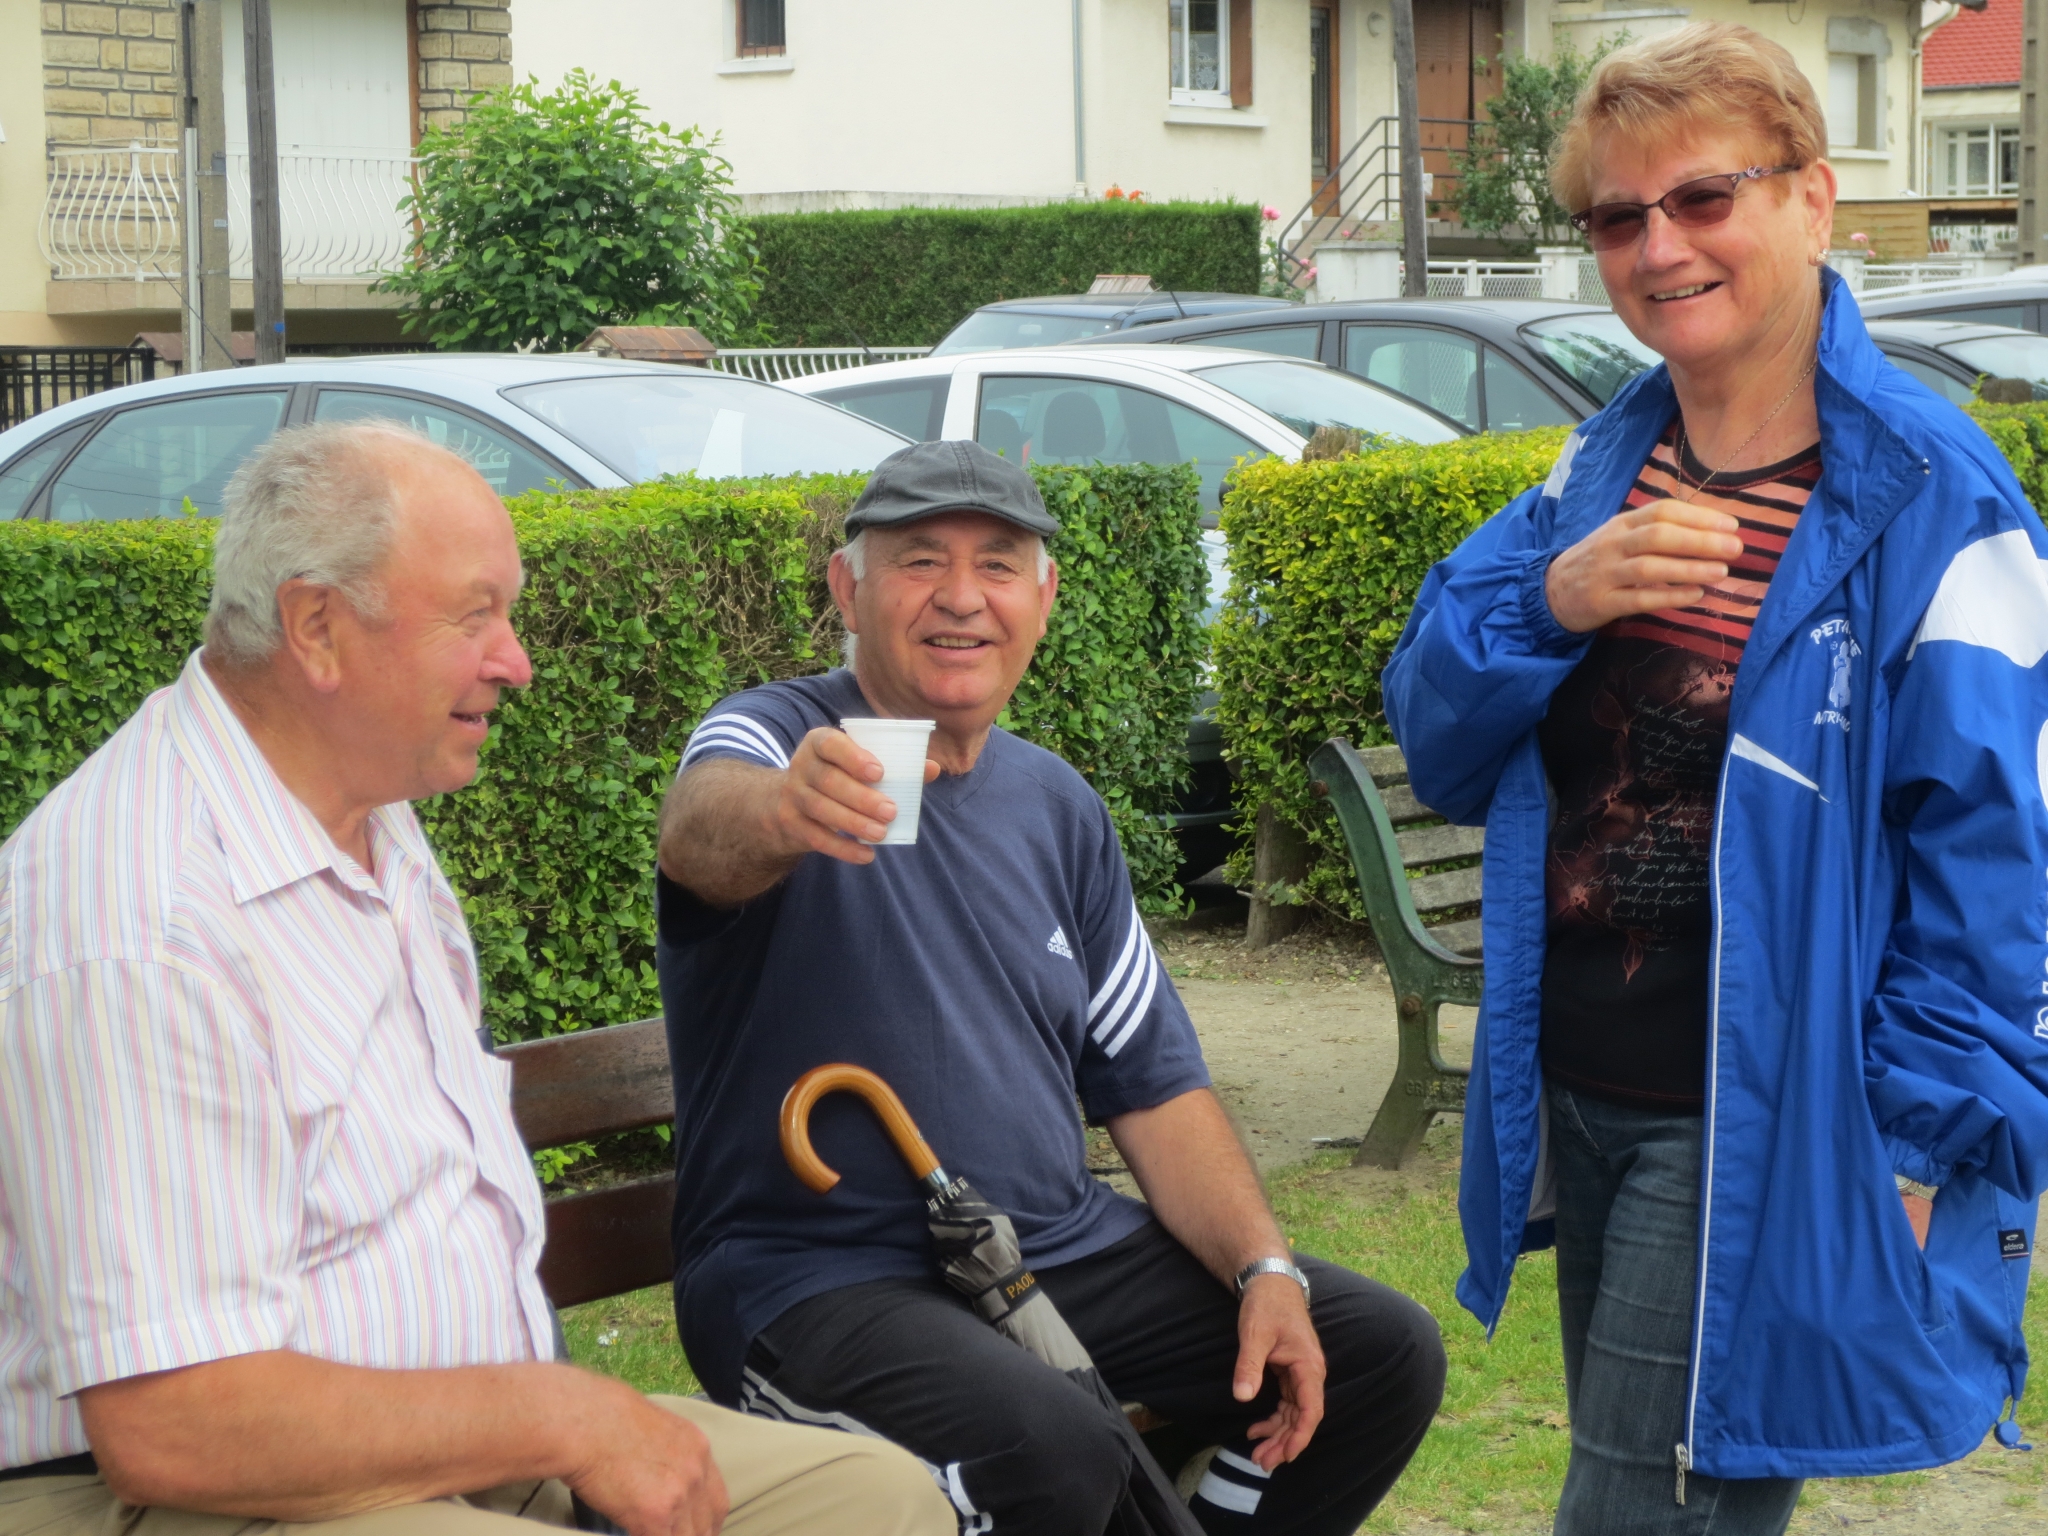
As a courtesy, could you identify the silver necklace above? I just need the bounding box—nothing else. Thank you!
[1674,354,1818,502]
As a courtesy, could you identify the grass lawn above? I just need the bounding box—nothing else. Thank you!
[562,1123,2047,1534]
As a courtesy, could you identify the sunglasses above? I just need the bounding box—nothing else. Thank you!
[1570,165,1801,252]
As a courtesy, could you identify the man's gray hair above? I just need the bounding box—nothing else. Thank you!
[836,529,1051,664]
[205,419,444,667]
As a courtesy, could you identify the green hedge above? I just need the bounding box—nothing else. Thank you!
[0,464,1206,1041]
[748,202,1262,347]
[1214,401,2048,921]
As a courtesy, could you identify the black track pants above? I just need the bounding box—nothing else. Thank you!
[738,1221,1446,1536]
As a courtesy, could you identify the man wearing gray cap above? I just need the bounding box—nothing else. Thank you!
[654,441,1444,1536]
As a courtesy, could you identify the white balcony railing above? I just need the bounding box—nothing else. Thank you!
[39,143,416,284]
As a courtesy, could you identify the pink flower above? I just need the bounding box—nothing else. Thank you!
[1262,204,1280,220]
[1304,265,1318,281]
[1850,232,1869,244]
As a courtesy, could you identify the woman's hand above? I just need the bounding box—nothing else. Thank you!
[1544,499,1746,634]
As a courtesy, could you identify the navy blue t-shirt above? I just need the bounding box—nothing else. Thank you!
[656,669,1210,1402]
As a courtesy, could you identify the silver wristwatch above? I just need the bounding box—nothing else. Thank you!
[1895,1174,1940,1201]
[1234,1256,1311,1303]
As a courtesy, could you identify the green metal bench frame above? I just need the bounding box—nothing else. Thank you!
[1310,738,1480,1169]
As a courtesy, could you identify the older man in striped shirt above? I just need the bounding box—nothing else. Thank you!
[0,422,950,1536]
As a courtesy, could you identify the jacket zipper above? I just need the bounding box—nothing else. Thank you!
[1680,750,1735,1501]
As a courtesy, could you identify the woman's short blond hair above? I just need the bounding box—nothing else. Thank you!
[1550,23,1827,214]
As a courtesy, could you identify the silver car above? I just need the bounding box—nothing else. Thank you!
[0,353,912,522]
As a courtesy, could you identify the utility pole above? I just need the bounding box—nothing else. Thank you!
[188,1,233,371]
[1390,0,1428,296]
[242,0,286,364]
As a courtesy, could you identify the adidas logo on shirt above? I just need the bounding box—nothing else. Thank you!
[1046,926,1074,959]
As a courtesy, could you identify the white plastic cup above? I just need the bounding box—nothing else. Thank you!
[838,718,936,845]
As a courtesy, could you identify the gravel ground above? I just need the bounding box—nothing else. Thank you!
[1149,901,2045,1535]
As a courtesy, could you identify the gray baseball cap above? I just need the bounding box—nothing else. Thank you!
[844,439,1061,538]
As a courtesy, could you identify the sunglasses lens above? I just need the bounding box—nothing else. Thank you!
[1669,182,1736,227]
[1585,205,1646,251]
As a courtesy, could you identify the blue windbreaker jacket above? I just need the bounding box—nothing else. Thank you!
[1384,271,2048,1480]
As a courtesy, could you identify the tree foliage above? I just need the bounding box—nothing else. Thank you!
[1450,42,1609,254]
[377,71,763,350]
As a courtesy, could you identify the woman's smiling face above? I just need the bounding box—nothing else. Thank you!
[1590,128,1833,380]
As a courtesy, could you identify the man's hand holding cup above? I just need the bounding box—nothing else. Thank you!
[772,726,940,865]
[1545,499,1745,634]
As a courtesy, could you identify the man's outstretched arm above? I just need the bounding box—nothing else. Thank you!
[80,1351,725,1536]
[1108,1087,1326,1471]
[657,730,932,908]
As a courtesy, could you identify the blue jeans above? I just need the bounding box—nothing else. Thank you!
[1548,1083,1804,1536]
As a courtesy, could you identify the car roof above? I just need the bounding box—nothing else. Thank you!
[1863,318,2044,345]
[786,344,1359,388]
[1857,279,2048,315]
[972,292,1289,313]
[1077,297,1613,343]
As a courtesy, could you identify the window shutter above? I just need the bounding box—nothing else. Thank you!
[1230,1,1253,107]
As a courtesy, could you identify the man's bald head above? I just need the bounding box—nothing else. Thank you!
[205,420,479,668]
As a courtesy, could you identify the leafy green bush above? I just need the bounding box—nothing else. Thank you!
[0,466,1206,1037]
[377,71,763,350]
[1217,400,2048,920]
[746,202,1262,347]
[1449,39,1609,252]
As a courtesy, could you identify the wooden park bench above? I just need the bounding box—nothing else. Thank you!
[503,1017,678,1308]
[1308,739,1482,1169]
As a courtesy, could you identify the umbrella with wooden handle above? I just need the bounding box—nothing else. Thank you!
[781,1064,1204,1536]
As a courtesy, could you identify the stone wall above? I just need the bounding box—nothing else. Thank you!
[416,1,513,136]
[42,1,183,148]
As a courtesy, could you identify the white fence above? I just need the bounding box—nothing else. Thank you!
[706,347,931,381]
[40,144,416,284]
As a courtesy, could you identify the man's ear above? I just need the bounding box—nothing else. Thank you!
[827,549,860,636]
[273,579,346,695]
[1036,559,1059,638]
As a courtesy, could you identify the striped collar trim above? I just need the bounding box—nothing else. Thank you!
[166,650,431,905]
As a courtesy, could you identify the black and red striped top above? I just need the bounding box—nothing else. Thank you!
[1535,419,1823,1110]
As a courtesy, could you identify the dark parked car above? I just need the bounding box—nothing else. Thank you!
[1855,274,2048,332]
[929,291,1295,356]
[1859,318,2048,403]
[1082,298,1659,432]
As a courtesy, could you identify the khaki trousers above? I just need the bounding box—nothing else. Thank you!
[0,1398,953,1536]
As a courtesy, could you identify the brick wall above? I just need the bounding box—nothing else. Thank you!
[42,1,183,148]
[416,1,513,136]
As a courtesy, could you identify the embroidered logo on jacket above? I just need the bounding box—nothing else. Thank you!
[1046,926,1074,959]
[1810,619,1859,731]
[2000,1228,2032,1260]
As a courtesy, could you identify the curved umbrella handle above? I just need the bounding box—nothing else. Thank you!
[779,1063,946,1193]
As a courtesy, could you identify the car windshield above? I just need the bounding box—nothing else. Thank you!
[503,374,908,479]
[1520,313,1662,405]
[932,310,1119,355]
[1190,359,1460,442]
[1940,334,2048,398]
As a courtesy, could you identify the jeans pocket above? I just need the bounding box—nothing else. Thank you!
[1547,1080,1604,1159]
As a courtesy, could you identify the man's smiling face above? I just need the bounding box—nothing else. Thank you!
[830,511,1057,738]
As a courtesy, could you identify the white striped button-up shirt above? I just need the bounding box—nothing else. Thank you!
[0,653,552,1470]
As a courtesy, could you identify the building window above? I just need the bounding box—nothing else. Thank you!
[1824,18,1891,152]
[738,0,785,57]
[1169,1,1251,106]
[1932,123,2021,198]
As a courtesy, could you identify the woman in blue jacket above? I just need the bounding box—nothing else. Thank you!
[1384,22,2048,1534]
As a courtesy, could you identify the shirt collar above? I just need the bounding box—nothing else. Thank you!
[167,650,430,904]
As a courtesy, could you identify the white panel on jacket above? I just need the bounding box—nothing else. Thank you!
[1909,528,2048,668]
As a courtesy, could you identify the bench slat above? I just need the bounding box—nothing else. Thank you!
[1379,783,1438,824]
[1427,917,1484,957]
[1360,743,1409,787]
[1396,823,1486,869]
[540,1176,676,1309]
[1409,865,1482,914]
[505,1018,672,1149]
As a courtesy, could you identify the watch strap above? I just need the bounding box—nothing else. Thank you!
[1234,1256,1311,1303]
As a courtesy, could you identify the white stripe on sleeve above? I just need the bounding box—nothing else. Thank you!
[1101,949,1161,1059]
[681,714,791,770]
[1086,900,1145,1028]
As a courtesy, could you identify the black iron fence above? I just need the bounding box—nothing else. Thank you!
[0,346,159,432]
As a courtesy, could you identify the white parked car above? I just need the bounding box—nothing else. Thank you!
[783,344,1464,514]
[0,353,912,522]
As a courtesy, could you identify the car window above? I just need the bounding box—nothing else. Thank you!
[1191,324,1322,361]
[312,389,566,497]
[0,421,93,519]
[1483,349,1577,431]
[931,311,1120,355]
[1912,303,2028,330]
[1190,360,1459,442]
[1938,333,2048,397]
[505,373,908,479]
[1883,352,1976,405]
[46,391,287,521]
[811,378,950,442]
[1342,325,1482,431]
[975,375,1264,509]
[1517,313,1662,406]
